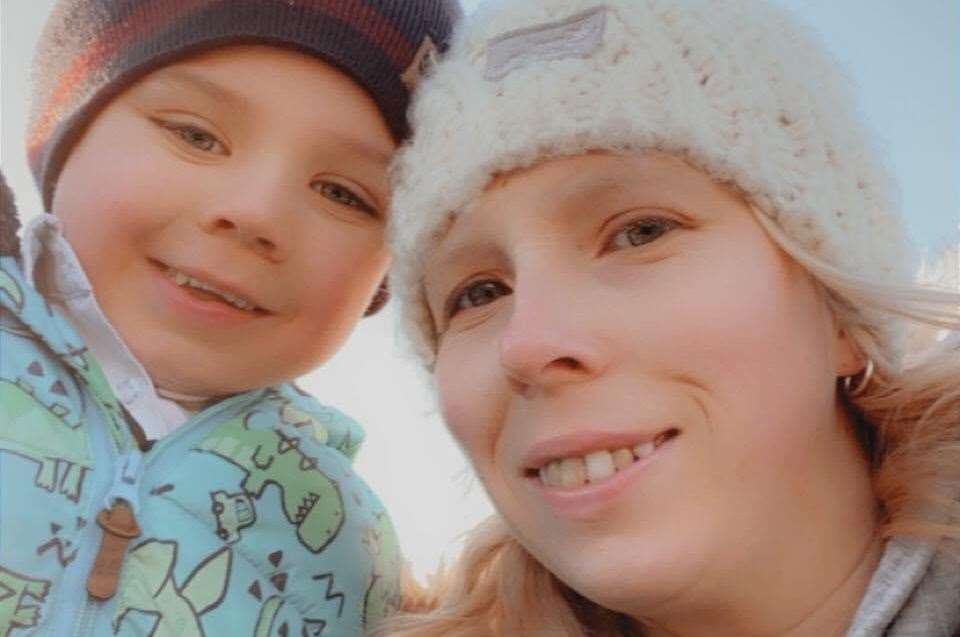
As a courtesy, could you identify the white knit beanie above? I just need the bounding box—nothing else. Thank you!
[390,0,912,367]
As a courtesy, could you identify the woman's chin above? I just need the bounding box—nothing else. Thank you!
[543,530,715,618]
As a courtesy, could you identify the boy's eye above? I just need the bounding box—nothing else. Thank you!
[605,215,680,252]
[313,181,377,217]
[448,279,512,319]
[162,122,227,155]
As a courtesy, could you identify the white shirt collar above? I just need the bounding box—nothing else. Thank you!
[22,215,191,440]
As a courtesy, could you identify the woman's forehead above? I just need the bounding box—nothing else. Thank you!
[437,152,723,247]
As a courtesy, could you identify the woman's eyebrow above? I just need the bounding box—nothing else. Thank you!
[428,239,485,276]
[555,175,628,204]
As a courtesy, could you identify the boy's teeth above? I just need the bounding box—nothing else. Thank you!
[166,268,257,311]
[537,433,679,490]
[584,450,615,483]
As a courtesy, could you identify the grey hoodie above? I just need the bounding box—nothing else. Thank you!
[847,539,960,636]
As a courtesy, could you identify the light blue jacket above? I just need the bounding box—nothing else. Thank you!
[0,245,401,635]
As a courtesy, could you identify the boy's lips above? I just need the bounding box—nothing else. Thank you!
[149,259,271,315]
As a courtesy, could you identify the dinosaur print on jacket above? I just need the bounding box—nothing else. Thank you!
[252,596,327,637]
[210,491,256,544]
[0,566,51,637]
[361,511,403,628]
[112,540,232,637]
[0,378,90,501]
[196,406,345,553]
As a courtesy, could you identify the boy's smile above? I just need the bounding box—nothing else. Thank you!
[51,44,395,397]
[156,261,268,321]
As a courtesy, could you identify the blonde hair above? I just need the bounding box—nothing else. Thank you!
[375,212,960,637]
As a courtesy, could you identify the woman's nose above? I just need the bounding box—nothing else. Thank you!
[498,280,607,396]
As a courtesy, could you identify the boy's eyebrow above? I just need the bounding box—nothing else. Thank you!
[326,135,393,168]
[143,69,393,167]
[151,69,248,110]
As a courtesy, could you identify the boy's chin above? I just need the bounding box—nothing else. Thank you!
[131,327,341,400]
[147,358,286,401]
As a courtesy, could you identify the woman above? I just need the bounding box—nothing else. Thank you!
[382,0,960,634]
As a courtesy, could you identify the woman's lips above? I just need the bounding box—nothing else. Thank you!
[524,428,681,520]
[523,427,681,478]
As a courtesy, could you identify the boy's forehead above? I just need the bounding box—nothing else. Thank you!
[127,45,396,164]
[135,65,247,109]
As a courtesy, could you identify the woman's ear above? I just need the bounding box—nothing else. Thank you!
[834,327,865,377]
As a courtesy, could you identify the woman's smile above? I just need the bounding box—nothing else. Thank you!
[523,426,683,520]
[429,151,873,621]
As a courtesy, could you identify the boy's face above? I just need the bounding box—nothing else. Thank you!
[52,45,395,397]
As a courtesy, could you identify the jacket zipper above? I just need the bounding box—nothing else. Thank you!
[43,405,120,637]
[54,390,264,636]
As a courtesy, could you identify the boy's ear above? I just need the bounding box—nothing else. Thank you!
[364,278,390,317]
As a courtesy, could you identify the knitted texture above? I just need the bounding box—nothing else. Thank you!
[389,0,912,367]
[29,0,462,209]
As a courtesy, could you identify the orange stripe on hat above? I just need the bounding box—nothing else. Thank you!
[29,0,416,161]
[28,0,220,160]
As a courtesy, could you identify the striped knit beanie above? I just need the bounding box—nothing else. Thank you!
[28,0,462,211]
[390,0,913,368]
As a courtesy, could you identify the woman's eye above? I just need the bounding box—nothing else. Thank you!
[163,122,227,155]
[449,279,512,318]
[314,181,377,216]
[606,216,680,251]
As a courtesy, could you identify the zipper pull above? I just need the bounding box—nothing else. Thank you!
[87,450,144,601]
[87,500,140,600]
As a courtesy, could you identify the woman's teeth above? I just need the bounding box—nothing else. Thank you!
[166,268,258,312]
[537,430,679,490]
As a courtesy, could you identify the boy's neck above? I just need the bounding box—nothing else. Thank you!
[155,386,221,413]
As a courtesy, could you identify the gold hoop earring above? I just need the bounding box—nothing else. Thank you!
[843,358,875,398]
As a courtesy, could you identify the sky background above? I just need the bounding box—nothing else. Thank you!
[2,0,958,579]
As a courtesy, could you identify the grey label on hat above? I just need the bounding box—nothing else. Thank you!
[484,6,607,81]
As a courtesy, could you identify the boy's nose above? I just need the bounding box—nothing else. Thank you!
[197,172,294,262]
[498,279,607,397]
[200,214,287,261]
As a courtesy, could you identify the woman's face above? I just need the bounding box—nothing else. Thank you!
[423,153,871,619]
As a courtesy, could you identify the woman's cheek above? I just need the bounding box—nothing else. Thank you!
[435,340,498,465]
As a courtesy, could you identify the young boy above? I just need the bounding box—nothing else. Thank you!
[0,1,459,635]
